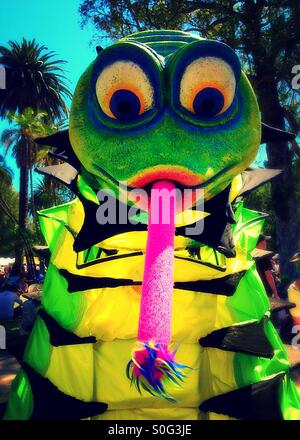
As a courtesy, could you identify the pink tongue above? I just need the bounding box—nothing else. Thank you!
[137,180,176,346]
[127,180,188,400]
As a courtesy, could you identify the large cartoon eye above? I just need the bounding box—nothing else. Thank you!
[96,61,154,121]
[179,57,236,118]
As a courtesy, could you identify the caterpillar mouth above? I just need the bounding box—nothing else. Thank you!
[126,166,205,189]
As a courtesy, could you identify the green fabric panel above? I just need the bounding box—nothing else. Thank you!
[227,266,269,322]
[42,263,86,331]
[38,200,77,252]
[77,175,99,205]
[230,206,300,419]
[38,213,65,253]
[233,204,267,257]
[279,374,300,420]
[38,200,75,222]
[23,315,52,375]
[4,369,33,420]
[86,245,100,262]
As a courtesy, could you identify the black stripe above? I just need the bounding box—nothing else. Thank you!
[175,271,246,296]
[60,269,142,293]
[22,362,107,420]
[200,373,285,420]
[73,197,147,253]
[199,316,274,358]
[76,251,143,269]
[38,309,96,346]
[60,269,245,295]
[74,186,236,258]
[174,255,226,272]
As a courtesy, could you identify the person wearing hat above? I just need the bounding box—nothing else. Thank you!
[19,283,42,333]
[288,252,300,326]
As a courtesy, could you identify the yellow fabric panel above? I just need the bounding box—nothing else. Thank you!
[75,286,140,341]
[93,339,201,409]
[51,228,78,270]
[93,407,200,420]
[52,227,252,283]
[45,344,95,402]
[67,198,85,233]
[288,284,300,318]
[74,287,234,342]
[198,348,236,405]
[229,174,243,203]
[39,198,84,234]
[100,231,192,252]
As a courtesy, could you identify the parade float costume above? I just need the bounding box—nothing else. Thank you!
[5,30,300,420]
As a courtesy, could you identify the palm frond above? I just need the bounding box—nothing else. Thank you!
[0,38,72,120]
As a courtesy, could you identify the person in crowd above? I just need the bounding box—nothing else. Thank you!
[0,285,23,320]
[271,254,281,286]
[6,265,20,290]
[255,234,280,298]
[20,283,42,333]
[19,276,28,294]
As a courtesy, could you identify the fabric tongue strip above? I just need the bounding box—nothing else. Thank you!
[127,180,189,401]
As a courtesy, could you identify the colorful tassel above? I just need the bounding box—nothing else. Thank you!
[126,340,189,402]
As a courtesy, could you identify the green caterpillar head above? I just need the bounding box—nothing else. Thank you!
[69,30,261,201]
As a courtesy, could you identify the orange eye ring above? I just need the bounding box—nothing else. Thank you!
[187,82,228,116]
[102,84,147,120]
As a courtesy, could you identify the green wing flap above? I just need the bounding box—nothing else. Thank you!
[37,200,78,252]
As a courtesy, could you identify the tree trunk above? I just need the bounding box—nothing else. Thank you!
[256,78,300,295]
[15,163,29,275]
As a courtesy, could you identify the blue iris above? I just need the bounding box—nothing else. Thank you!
[193,87,225,118]
[109,89,141,121]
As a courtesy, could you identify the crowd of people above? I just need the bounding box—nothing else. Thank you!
[0,265,43,334]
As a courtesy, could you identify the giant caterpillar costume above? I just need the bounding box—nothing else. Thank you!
[5,30,300,420]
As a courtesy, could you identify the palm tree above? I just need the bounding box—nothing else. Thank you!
[32,178,75,214]
[1,108,62,275]
[4,109,61,214]
[0,38,71,119]
[0,39,71,273]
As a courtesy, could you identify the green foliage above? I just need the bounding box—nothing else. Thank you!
[32,177,75,214]
[292,157,300,218]
[0,156,19,256]
[0,38,71,273]
[1,108,60,169]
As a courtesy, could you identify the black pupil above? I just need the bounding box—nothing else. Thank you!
[109,89,141,121]
[192,87,225,118]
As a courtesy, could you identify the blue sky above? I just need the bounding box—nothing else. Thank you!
[0,0,108,188]
[0,1,266,189]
